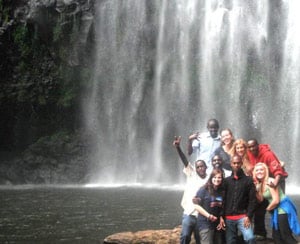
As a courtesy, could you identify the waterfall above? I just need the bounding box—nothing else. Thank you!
[83,0,300,185]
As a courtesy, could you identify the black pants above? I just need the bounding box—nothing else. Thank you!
[254,198,268,237]
[272,214,298,244]
[254,178,286,237]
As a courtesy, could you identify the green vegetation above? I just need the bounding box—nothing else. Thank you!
[53,19,63,42]
[0,3,94,150]
[4,12,93,108]
[0,0,10,23]
[12,25,31,57]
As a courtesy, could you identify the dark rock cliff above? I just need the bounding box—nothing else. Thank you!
[0,0,96,184]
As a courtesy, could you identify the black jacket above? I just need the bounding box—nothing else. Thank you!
[222,169,257,219]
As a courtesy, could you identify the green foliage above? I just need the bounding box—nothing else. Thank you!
[2,4,95,137]
[36,130,71,144]
[58,84,76,107]
[0,1,97,152]
[12,25,31,57]
[53,21,63,42]
[50,130,71,142]
[56,66,93,107]
[0,0,10,23]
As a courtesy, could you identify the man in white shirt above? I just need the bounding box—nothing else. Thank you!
[187,118,221,172]
[173,136,208,244]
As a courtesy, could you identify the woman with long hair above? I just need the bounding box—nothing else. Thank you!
[253,162,300,244]
[193,168,226,244]
[213,128,235,171]
[229,138,252,176]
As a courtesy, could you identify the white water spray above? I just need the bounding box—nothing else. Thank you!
[83,0,300,185]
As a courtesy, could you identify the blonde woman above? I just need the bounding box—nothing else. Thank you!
[229,139,252,176]
[253,163,300,244]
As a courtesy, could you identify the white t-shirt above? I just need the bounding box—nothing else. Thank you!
[181,162,209,216]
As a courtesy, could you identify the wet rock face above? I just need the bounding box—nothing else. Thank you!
[12,0,94,22]
[0,0,96,180]
[0,131,93,185]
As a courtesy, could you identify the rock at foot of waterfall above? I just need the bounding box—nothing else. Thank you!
[103,225,276,244]
[103,225,185,244]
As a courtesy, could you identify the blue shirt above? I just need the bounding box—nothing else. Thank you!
[196,186,225,230]
[191,132,221,171]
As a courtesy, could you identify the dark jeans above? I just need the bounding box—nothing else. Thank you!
[272,214,298,244]
[180,214,200,244]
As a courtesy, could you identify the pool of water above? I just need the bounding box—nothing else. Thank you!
[1,185,300,243]
[0,186,183,243]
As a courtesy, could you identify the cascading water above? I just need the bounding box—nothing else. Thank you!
[83,0,300,186]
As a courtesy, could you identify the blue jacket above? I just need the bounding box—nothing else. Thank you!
[271,196,300,235]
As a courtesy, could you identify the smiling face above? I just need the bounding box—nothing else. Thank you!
[247,139,259,156]
[212,155,223,169]
[235,143,246,157]
[253,163,268,182]
[212,173,223,187]
[221,129,233,145]
[195,160,207,177]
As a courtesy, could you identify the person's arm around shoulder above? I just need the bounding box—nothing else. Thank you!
[173,136,188,167]
[266,178,280,211]
[269,174,281,189]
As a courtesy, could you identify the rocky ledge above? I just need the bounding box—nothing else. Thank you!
[103,226,183,244]
[103,225,276,244]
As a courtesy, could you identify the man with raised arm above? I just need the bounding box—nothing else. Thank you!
[173,136,209,244]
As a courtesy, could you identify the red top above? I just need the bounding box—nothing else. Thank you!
[226,214,247,220]
[247,144,288,178]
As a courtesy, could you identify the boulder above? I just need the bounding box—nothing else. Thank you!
[103,226,192,244]
[103,225,275,244]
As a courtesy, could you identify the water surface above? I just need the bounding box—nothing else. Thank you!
[0,186,182,243]
[1,186,300,243]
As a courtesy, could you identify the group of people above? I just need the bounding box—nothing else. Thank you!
[173,118,300,244]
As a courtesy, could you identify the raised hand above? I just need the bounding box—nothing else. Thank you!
[173,136,181,147]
